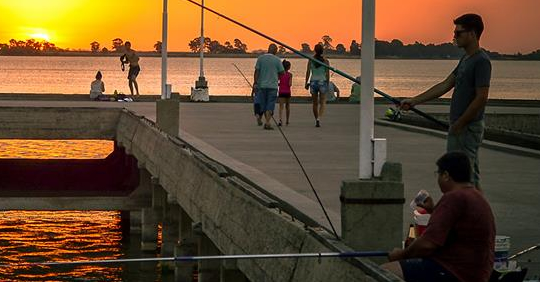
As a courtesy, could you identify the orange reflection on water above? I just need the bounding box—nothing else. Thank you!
[0,211,123,281]
[0,140,114,159]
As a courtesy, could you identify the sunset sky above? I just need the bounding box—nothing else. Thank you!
[0,0,539,54]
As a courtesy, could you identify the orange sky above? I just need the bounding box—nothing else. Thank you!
[0,0,539,54]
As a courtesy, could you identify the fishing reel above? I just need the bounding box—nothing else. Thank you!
[385,107,402,121]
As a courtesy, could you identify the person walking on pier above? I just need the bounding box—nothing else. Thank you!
[305,44,330,127]
[400,14,491,189]
[278,60,293,126]
[382,151,496,282]
[120,41,141,97]
[253,44,285,130]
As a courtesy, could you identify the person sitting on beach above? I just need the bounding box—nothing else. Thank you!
[349,76,361,103]
[305,44,330,127]
[277,60,293,126]
[90,71,107,101]
[382,151,495,282]
[326,81,340,103]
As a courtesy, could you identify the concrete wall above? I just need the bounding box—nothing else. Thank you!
[116,110,400,282]
[398,113,540,150]
[0,107,120,139]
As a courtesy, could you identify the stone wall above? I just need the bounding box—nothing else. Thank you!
[116,109,401,282]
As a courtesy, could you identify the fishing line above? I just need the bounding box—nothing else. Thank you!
[232,65,340,240]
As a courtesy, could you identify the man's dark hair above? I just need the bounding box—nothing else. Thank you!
[436,151,472,183]
[454,13,484,39]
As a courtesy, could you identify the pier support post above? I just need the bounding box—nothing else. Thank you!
[130,210,142,234]
[161,202,180,272]
[341,162,404,255]
[141,207,159,251]
[156,97,180,137]
[198,233,221,282]
[220,260,248,282]
[175,208,198,282]
[151,177,167,220]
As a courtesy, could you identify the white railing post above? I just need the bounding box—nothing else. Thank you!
[359,0,376,179]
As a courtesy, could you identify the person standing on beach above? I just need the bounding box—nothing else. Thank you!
[277,60,293,126]
[120,41,140,96]
[305,44,330,127]
[400,14,491,189]
[253,44,285,130]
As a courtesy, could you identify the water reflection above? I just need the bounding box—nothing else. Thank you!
[0,211,123,281]
[0,140,113,159]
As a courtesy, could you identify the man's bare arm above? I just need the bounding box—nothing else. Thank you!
[388,237,439,261]
[401,74,456,110]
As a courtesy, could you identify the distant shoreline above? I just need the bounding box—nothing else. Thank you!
[0,93,538,105]
[1,52,538,61]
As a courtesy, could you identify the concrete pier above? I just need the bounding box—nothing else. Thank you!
[198,234,221,282]
[0,99,538,280]
[175,208,199,282]
[161,203,180,271]
[341,163,404,256]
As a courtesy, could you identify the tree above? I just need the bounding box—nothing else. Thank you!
[112,38,124,52]
[101,47,109,53]
[350,40,360,55]
[321,35,333,50]
[208,40,223,53]
[90,41,100,53]
[154,41,162,53]
[233,38,247,53]
[223,41,234,53]
[301,43,311,53]
[188,37,210,53]
[335,44,346,54]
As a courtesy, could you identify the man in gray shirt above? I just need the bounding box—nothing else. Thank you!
[401,14,491,189]
[253,44,285,130]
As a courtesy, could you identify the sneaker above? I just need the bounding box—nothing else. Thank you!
[256,117,263,126]
[315,120,320,127]
[278,120,282,127]
[264,124,274,130]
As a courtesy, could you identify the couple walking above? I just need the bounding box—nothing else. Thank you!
[252,43,330,129]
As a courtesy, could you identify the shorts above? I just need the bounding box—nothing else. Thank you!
[310,80,328,96]
[399,258,459,282]
[278,93,291,98]
[255,88,278,114]
[447,120,484,186]
[128,65,140,79]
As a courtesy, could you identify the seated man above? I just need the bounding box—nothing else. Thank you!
[382,151,496,282]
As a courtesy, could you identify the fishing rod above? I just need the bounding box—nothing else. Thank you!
[0,251,389,267]
[183,0,449,130]
[232,63,252,100]
[508,243,540,260]
[232,65,340,240]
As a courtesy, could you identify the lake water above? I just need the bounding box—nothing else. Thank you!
[0,56,539,100]
[0,141,172,281]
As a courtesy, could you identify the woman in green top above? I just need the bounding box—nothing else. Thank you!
[305,44,330,127]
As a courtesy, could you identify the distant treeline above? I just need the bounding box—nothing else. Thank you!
[1,35,539,60]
